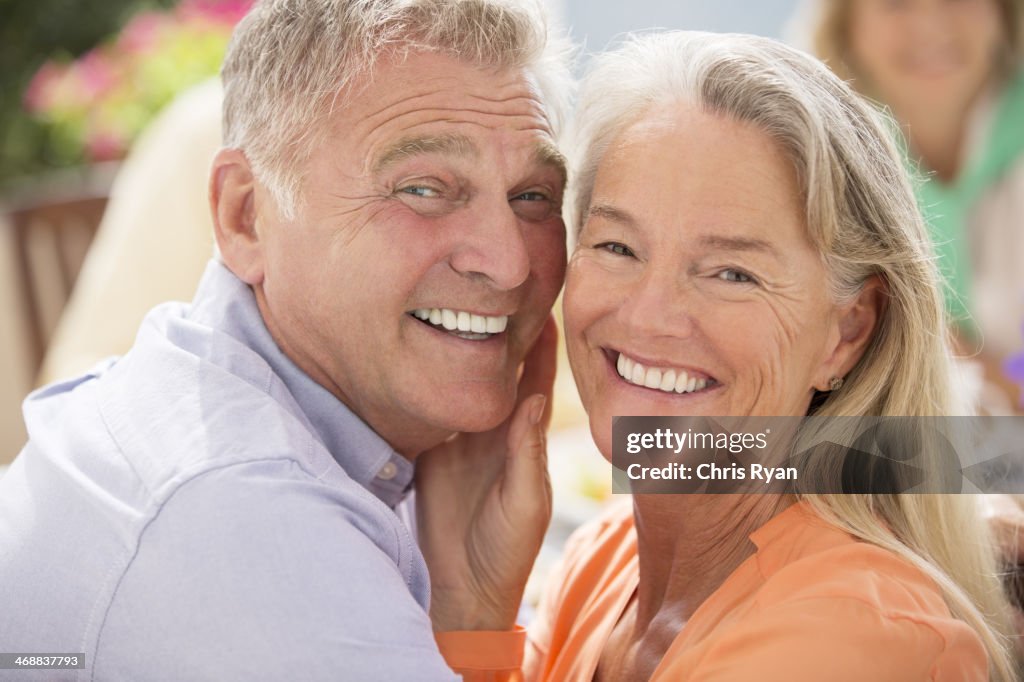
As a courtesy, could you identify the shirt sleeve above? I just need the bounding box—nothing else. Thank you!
[435,627,526,682]
[93,459,463,681]
[522,506,629,682]
[522,559,563,682]
[679,595,988,682]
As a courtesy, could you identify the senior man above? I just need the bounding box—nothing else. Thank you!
[0,1,571,679]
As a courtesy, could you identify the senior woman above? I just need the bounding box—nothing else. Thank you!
[518,32,1018,681]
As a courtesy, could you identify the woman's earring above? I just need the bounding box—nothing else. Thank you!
[829,376,844,391]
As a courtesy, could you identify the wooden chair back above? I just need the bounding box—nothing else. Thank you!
[6,195,108,374]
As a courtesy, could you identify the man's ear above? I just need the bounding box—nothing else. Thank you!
[814,275,888,391]
[209,148,264,285]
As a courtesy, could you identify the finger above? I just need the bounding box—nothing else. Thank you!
[517,315,558,427]
[508,394,547,461]
[501,394,551,522]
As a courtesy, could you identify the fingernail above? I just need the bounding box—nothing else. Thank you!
[529,395,547,426]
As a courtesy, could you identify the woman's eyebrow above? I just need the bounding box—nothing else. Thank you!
[588,202,782,260]
[697,234,781,260]
[587,202,637,226]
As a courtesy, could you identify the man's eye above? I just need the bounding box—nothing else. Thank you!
[716,269,756,284]
[513,191,549,202]
[399,186,442,198]
[510,191,556,221]
[597,242,634,257]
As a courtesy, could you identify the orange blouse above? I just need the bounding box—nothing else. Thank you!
[523,500,988,682]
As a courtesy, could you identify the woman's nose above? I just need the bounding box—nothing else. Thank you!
[616,265,698,341]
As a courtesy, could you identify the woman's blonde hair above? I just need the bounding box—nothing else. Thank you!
[221,0,573,218]
[571,30,1018,680]
[805,0,1023,86]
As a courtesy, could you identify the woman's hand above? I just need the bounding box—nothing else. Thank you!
[416,317,557,632]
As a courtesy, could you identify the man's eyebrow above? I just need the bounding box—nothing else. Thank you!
[534,139,568,186]
[372,133,478,173]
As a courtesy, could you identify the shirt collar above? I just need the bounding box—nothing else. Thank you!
[748,500,853,579]
[189,260,414,509]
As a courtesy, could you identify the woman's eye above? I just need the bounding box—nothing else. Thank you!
[716,269,755,284]
[597,242,634,257]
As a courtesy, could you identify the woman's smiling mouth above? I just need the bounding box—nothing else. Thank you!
[609,349,718,395]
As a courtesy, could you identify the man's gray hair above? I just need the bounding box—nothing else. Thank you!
[221,0,573,218]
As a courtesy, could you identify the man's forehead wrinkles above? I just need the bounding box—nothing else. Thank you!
[354,107,555,154]
[361,90,440,122]
[360,98,549,130]
[357,80,547,123]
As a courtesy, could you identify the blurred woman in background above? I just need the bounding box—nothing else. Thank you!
[805,0,1024,411]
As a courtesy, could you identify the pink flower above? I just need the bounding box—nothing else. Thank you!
[23,61,65,113]
[119,12,169,53]
[73,49,117,100]
[177,0,254,25]
[85,130,125,161]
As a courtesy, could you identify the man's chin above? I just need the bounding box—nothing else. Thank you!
[424,388,518,435]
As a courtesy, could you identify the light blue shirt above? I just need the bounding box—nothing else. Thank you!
[0,261,462,681]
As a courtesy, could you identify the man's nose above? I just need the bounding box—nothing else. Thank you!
[448,197,531,290]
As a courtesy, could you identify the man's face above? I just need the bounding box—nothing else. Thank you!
[251,52,567,456]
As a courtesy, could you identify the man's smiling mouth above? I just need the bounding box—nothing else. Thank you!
[408,308,508,341]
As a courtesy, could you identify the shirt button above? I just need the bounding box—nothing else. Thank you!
[377,461,398,481]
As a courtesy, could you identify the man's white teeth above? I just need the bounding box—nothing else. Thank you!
[411,308,509,335]
[485,316,505,333]
[615,353,710,394]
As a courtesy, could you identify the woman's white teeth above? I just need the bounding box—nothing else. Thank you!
[616,353,710,394]
[442,309,457,330]
[659,370,676,392]
[411,308,509,336]
[675,371,689,393]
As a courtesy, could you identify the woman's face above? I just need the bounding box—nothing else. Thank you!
[564,106,863,458]
[847,0,1004,111]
